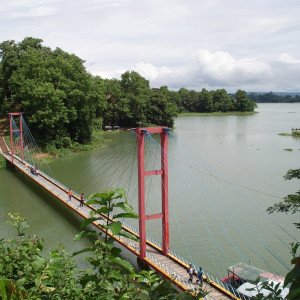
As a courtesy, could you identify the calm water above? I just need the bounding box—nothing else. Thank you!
[1,103,299,276]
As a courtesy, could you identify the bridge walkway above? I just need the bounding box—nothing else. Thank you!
[1,148,236,299]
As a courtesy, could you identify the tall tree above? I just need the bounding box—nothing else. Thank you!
[120,71,150,126]
[234,89,257,112]
[0,38,93,146]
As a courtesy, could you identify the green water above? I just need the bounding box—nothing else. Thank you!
[1,103,299,277]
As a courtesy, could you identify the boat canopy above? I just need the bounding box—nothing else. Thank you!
[228,262,284,283]
[237,281,289,298]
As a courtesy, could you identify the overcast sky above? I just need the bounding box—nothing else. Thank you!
[1,0,300,92]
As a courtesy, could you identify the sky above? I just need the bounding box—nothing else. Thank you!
[1,0,300,93]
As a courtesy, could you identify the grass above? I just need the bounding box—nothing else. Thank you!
[0,117,120,165]
[284,148,293,152]
[41,129,119,162]
[278,131,300,137]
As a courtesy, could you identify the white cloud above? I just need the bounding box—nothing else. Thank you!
[1,0,300,92]
[0,0,58,18]
[278,53,300,64]
[133,62,172,81]
[193,49,272,85]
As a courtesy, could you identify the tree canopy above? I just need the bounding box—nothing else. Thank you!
[0,37,256,148]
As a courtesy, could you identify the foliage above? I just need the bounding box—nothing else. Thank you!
[291,131,300,137]
[248,92,300,103]
[76,187,139,243]
[0,37,256,150]
[267,168,300,229]
[249,243,300,300]
[0,213,79,299]
[259,168,300,299]
[0,189,206,299]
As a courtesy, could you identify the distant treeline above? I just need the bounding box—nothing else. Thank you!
[248,92,300,103]
[0,37,256,148]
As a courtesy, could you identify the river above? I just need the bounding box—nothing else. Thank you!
[0,103,299,277]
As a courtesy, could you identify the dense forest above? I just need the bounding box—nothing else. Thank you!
[0,37,256,148]
[248,92,300,103]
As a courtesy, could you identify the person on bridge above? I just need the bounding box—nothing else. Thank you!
[68,189,72,202]
[34,164,38,175]
[80,193,84,207]
[187,264,194,283]
[196,267,204,284]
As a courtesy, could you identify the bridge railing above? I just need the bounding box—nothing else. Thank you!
[119,218,250,300]
[4,153,249,300]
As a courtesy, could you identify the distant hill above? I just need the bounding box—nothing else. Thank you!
[247,92,300,103]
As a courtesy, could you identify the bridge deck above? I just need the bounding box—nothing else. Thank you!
[1,150,236,300]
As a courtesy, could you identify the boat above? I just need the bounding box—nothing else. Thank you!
[221,262,289,299]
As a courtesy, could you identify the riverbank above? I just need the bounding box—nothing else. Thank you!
[178,111,257,116]
[0,117,123,167]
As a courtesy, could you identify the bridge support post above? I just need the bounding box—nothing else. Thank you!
[9,112,24,163]
[136,127,170,259]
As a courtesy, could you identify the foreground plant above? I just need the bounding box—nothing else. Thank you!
[0,189,205,299]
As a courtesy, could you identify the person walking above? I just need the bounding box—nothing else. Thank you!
[187,264,194,283]
[68,189,72,202]
[80,193,84,207]
[196,267,204,284]
[34,164,38,175]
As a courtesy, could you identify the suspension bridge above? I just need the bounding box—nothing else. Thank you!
[0,113,295,299]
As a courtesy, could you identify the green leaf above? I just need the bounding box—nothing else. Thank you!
[114,212,138,219]
[50,262,62,270]
[110,247,122,257]
[85,199,101,206]
[119,231,139,242]
[80,217,103,230]
[0,279,7,299]
[107,221,122,235]
[74,230,98,241]
[72,247,96,257]
[18,221,29,233]
[110,256,134,272]
[288,286,300,299]
[285,265,300,286]
[94,207,110,214]
[35,278,40,288]
[115,188,126,196]
[16,277,27,286]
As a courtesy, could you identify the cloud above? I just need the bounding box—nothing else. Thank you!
[278,53,300,64]
[0,0,58,18]
[192,49,272,86]
[1,0,300,92]
[133,62,172,81]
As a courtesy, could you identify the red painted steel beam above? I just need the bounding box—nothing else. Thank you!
[161,130,169,255]
[136,127,170,259]
[137,128,147,259]
[144,170,163,176]
[145,213,163,220]
[9,112,24,162]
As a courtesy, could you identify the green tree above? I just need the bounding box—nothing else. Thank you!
[120,71,151,126]
[146,87,178,127]
[234,89,257,112]
[267,168,300,229]
[0,38,94,146]
[211,89,233,112]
